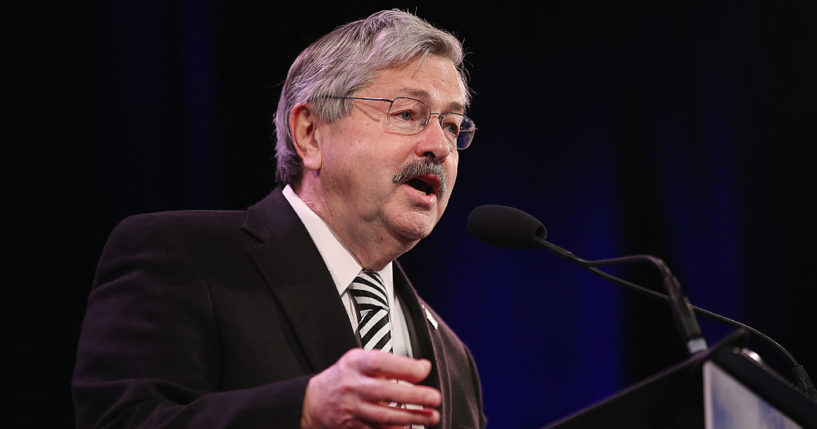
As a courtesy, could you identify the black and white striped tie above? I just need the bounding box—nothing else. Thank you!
[349,271,393,353]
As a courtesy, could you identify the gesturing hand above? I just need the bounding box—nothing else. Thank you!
[301,349,442,428]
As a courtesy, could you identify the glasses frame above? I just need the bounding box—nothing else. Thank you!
[324,95,476,150]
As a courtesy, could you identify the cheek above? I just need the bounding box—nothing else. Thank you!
[446,158,458,189]
[333,145,396,203]
[436,161,458,215]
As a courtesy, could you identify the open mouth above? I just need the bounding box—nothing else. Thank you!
[393,160,447,198]
[404,175,439,196]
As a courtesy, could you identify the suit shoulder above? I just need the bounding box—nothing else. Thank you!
[104,209,255,255]
[113,209,246,236]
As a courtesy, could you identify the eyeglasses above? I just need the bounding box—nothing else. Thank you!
[325,96,476,150]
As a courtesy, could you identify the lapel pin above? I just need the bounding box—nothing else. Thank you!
[421,304,438,330]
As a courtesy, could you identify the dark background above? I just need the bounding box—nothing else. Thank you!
[10,1,816,427]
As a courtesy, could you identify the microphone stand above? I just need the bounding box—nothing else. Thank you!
[535,236,817,402]
[467,203,817,401]
[534,238,707,355]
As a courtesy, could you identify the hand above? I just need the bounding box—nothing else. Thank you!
[301,349,442,428]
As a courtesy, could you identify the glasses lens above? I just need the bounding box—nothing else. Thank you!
[387,97,475,149]
[388,98,429,134]
[455,115,475,149]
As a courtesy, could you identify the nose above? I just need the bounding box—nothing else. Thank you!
[415,114,452,162]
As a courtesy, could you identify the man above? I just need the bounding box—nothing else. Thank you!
[73,9,486,428]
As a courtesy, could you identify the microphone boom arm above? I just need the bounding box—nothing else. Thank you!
[466,203,817,401]
[535,237,707,355]
[537,236,817,401]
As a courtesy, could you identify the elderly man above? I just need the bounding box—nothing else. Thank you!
[73,9,486,429]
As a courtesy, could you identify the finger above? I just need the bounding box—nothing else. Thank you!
[354,351,432,383]
[357,400,440,427]
[358,378,442,408]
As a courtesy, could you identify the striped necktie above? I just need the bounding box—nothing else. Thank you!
[349,271,393,353]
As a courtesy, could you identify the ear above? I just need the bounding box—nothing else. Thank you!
[289,103,322,172]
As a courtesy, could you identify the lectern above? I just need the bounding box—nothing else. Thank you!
[543,330,817,428]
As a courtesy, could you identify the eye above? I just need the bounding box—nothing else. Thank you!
[390,108,421,123]
[442,115,462,137]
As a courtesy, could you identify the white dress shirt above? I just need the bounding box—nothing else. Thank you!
[282,185,414,358]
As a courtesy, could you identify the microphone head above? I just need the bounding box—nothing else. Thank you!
[467,204,547,249]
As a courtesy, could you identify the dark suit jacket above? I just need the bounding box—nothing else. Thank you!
[73,188,487,428]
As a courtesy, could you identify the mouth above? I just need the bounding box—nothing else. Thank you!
[403,174,440,196]
[393,159,448,199]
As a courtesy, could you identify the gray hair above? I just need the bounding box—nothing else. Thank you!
[273,9,470,186]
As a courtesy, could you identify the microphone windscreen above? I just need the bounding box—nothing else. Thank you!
[467,205,546,249]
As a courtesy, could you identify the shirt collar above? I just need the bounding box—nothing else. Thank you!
[282,185,393,298]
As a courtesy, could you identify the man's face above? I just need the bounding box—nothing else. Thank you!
[315,55,465,251]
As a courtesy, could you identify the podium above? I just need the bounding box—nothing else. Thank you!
[543,330,817,428]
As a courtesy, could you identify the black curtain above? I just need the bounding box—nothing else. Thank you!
[11,1,816,426]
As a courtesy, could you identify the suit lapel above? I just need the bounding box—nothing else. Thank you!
[393,261,449,425]
[242,188,358,373]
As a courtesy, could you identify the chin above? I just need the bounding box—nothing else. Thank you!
[382,201,444,243]
[391,217,437,244]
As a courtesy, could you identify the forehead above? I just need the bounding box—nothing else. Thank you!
[360,55,467,111]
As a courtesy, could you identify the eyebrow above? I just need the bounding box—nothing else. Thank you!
[399,87,467,113]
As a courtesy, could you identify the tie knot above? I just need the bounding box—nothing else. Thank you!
[349,271,388,311]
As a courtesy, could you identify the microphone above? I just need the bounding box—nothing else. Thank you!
[466,204,546,249]
[467,204,817,401]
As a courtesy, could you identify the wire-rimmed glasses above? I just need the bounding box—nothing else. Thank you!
[325,96,476,150]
